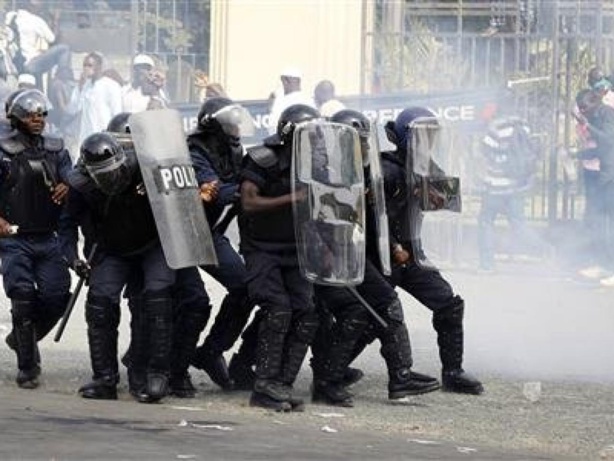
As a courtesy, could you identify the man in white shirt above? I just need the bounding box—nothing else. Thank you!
[67,52,122,153]
[6,1,70,77]
[268,67,315,134]
[122,54,165,113]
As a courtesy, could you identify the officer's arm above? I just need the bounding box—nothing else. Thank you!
[57,188,84,265]
[240,180,297,213]
[190,148,237,205]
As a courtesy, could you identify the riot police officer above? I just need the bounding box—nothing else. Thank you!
[310,109,440,406]
[104,112,212,399]
[62,132,176,402]
[239,104,321,411]
[378,107,484,395]
[0,89,72,389]
[187,97,256,390]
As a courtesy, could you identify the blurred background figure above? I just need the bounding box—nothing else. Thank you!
[313,79,345,118]
[476,115,548,272]
[267,67,315,134]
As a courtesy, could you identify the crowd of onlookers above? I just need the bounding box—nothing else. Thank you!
[0,1,173,161]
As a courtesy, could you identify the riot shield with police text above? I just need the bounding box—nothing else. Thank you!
[406,116,461,269]
[292,120,366,286]
[129,109,217,269]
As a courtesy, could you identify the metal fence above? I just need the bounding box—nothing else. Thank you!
[362,0,614,224]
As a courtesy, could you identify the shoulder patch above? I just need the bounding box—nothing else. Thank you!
[247,145,278,169]
[43,136,65,152]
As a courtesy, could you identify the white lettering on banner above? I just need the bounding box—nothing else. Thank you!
[156,165,198,194]
[363,105,476,123]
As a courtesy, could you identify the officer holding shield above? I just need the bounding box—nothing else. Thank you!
[310,110,440,406]
[187,97,257,390]
[62,132,177,402]
[379,107,484,395]
[239,104,320,411]
[104,112,213,400]
[0,89,72,389]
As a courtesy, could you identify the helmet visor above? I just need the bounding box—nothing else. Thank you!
[212,104,255,138]
[85,153,131,195]
[409,116,443,176]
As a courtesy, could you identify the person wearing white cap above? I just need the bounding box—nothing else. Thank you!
[123,54,168,113]
[267,66,315,134]
[17,73,36,89]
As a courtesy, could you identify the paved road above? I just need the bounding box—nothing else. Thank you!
[1,258,613,460]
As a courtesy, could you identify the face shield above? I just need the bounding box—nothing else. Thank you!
[84,151,131,196]
[408,116,443,175]
[211,104,255,138]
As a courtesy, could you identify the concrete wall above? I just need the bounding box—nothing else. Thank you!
[209,0,367,101]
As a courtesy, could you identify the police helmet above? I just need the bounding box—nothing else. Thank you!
[393,107,436,148]
[80,132,131,196]
[197,97,233,128]
[6,89,49,122]
[4,89,26,117]
[106,112,131,134]
[331,109,370,139]
[276,104,320,143]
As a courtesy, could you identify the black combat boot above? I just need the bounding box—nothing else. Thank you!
[379,317,440,400]
[11,298,41,389]
[191,346,233,390]
[388,367,440,400]
[434,299,484,395]
[442,369,484,395]
[250,379,292,412]
[79,297,120,400]
[311,316,368,407]
[312,380,354,407]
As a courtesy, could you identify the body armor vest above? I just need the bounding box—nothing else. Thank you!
[240,146,295,245]
[0,134,63,233]
[69,169,158,257]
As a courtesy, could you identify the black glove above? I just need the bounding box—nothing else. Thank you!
[71,259,91,280]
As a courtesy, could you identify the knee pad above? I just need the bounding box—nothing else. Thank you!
[291,310,319,343]
[434,296,464,323]
[10,294,36,321]
[85,296,120,329]
[385,298,405,326]
[263,309,292,334]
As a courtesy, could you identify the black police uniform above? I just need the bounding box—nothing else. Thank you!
[0,130,72,388]
[62,139,176,401]
[379,149,484,395]
[239,138,318,410]
[187,120,254,390]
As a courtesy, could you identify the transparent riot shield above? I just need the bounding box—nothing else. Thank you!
[292,120,366,286]
[365,122,391,275]
[128,109,218,269]
[407,116,461,269]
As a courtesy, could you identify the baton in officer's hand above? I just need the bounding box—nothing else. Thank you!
[54,243,98,342]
